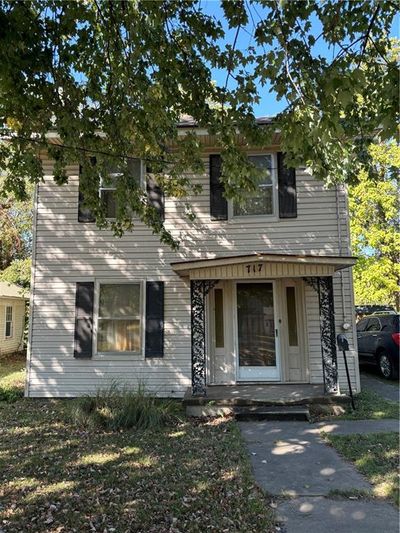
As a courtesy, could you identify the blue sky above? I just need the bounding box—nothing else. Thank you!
[201,1,399,117]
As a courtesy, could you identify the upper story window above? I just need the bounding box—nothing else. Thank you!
[233,154,275,217]
[5,305,13,338]
[99,159,143,219]
[96,282,142,353]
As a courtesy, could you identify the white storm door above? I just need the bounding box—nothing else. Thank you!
[236,282,280,381]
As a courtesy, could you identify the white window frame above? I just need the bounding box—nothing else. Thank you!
[5,305,13,338]
[99,159,145,220]
[230,152,278,220]
[93,279,145,357]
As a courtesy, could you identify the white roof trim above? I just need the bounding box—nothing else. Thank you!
[171,252,356,277]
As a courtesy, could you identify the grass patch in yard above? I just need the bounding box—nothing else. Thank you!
[0,399,276,532]
[327,432,399,507]
[334,389,399,420]
[67,383,183,430]
[0,352,25,402]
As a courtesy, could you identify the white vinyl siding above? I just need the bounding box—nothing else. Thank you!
[26,153,358,397]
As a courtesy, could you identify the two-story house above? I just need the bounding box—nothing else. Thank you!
[25,118,359,411]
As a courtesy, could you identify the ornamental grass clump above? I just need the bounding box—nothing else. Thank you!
[68,382,182,431]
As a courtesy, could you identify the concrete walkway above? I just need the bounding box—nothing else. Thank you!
[277,497,399,533]
[360,370,399,403]
[239,420,399,532]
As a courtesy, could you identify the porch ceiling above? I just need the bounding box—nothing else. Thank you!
[171,252,356,280]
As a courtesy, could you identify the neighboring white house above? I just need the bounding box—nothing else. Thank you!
[0,282,26,356]
[25,119,359,400]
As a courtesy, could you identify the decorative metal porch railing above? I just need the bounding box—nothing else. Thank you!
[191,279,219,396]
[304,276,338,393]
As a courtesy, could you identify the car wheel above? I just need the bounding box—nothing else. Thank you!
[378,353,395,379]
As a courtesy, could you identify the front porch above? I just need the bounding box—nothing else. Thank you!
[184,383,328,406]
[171,252,357,403]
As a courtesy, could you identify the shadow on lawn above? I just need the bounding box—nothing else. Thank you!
[0,400,274,533]
[0,352,26,402]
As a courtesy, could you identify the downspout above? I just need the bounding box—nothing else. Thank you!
[336,185,347,325]
[24,183,38,397]
[336,184,360,392]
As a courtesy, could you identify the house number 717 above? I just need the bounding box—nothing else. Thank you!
[246,263,263,273]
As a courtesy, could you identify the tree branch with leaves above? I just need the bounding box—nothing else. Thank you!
[0,0,397,246]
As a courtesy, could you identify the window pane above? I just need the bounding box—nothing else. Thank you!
[367,319,380,332]
[127,158,142,184]
[97,319,140,352]
[105,159,141,185]
[101,189,117,218]
[234,187,273,216]
[6,306,12,321]
[214,288,224,348]
[286,286,298,346]
[249,155,272,184]
[99,284,141,318]
[356,319,367,332]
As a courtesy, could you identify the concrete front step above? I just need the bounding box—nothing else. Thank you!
[183,385,350,417]
[234,405,311,422]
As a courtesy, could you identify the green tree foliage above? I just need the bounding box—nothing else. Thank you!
[0,178,33,270]
[0,257,31,290]
[349,142,400,310]
[0,0,397,246]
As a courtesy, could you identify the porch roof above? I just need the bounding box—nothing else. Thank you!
[171,252,356,280]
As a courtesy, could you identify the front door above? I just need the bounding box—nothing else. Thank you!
[236,282,280,381]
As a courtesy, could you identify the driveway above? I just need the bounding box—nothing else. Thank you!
[360,369,399,402]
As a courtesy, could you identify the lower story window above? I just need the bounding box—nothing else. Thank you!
[97,283,141,353]
[5,305,13,338]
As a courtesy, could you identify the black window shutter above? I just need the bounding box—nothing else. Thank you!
[78,164,96,223]
[146,172,165,221]
[74,282,94,358]
[210,154,228,220]
[145,281,164,358]
[278,152,297,218]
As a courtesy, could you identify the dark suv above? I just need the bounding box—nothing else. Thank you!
[357,314,399,379]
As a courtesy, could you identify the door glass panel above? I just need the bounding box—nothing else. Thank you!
[237,283,276,367]
[214,288,224,348]
[286,286,298,346]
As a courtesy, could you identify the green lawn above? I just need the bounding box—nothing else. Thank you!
[327,432,399,507]
[334,389,399,420]
[0,351,26,401]
[0,398,275,532]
